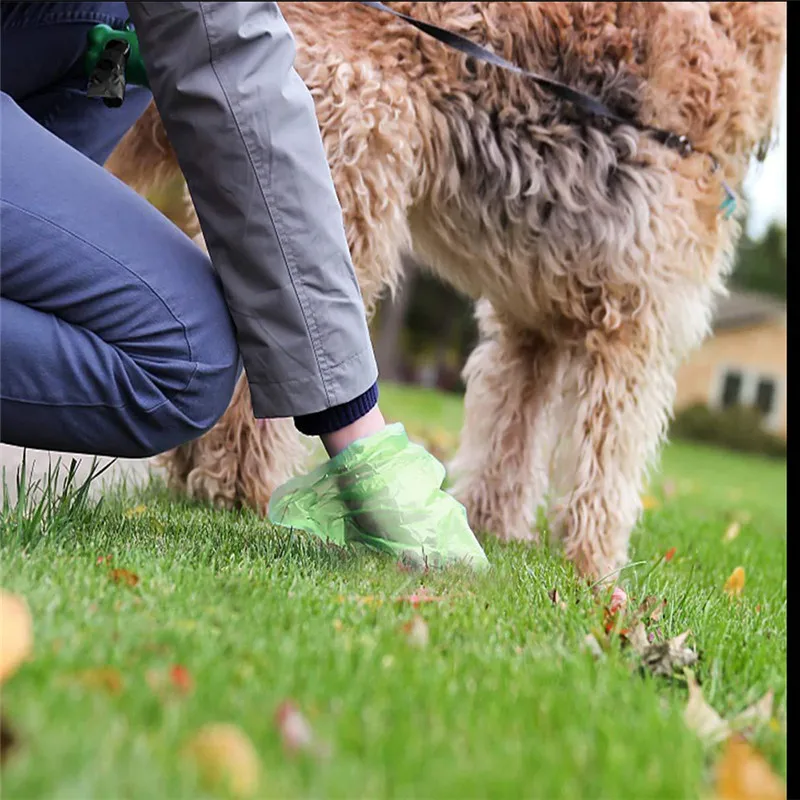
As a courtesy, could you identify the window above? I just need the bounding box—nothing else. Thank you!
[714,367,783,431]
[755,378,777,416]
[721,371,743,408]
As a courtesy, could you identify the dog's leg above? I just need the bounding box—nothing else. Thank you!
[547,319,676,581]
[155,378,309,514]
[450,302,561,543]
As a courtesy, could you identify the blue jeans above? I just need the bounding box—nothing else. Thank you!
[0,3,240,458]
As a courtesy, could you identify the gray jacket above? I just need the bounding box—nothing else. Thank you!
[126,2,378,418]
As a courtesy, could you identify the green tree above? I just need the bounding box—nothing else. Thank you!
[730,222,786,299]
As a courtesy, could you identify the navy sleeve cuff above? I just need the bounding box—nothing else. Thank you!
[293,382,379,436]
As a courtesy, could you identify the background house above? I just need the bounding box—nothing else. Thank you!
[673,289,786,437]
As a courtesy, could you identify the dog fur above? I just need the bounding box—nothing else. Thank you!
[106,1,785,579]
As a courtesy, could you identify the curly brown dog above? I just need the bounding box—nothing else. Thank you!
[106,2,785,579]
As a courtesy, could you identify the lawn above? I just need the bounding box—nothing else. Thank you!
[0,383,786,799]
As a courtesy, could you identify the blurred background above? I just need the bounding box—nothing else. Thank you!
[371,69,787,460]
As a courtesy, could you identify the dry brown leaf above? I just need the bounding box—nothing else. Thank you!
[634,596,661,621]
[724,567,746,597]
[684,669,730,745]
[108,568,140,587]
[714,735,786,800]
[638,629,697,677]
[650,599,667,623]
[732,690,775,733]
[69,667,124,695]
[723,522,742,543]
[625,622,651,656]
[548,588,567,610]
[0,590,33,685]
[402,616,430,649]
[184,724,261,798]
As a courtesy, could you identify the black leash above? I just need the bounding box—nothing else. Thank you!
[358,0,736,217]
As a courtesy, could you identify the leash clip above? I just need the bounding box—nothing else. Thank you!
[87,37,130,108]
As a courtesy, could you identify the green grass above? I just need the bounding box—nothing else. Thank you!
[0,384,786,799]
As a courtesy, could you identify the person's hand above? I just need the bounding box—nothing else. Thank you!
[268,424,489,570]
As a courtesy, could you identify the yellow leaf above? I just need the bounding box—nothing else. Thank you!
[184,724,261,798]
[724,567,746,597]
[0,590,33,685]
[124,504,147,518]
[714,736,786,800]
[67,667,124,695]
[723,522,742,543]
[641,495,661,511]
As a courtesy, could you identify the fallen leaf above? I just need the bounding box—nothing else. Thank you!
[665,547,677,563]
[169,664,194,695]
[124,504,147,519]
[641,494,661,511]
[402,616,430,648]
[714,735,786,800]
[637,629,698,677]
[108,568,140,587]
[723,522,742,543]
[724,567,746,597]
[0,591,33,684]
[732,690,775,734]
[684,669,730,745]
[95,554,113,565]
[274,701,315,754]
[69,667,124,695]
[633,595,661,621]
[395,588,443,607]
[184,724,261,798]
[625,622,651,655]
[609,586,628,613]
[650,599,667,623]
[548,588,567,610]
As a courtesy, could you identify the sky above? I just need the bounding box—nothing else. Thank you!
[742,65,787,240]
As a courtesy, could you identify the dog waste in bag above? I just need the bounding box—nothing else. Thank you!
[268,423,489,570]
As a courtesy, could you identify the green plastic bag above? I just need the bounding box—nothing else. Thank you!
[267,423,489,570]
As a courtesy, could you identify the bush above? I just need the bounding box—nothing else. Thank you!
[670,403,786,458]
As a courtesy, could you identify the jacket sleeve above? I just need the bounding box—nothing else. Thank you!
[124,2,378,418]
